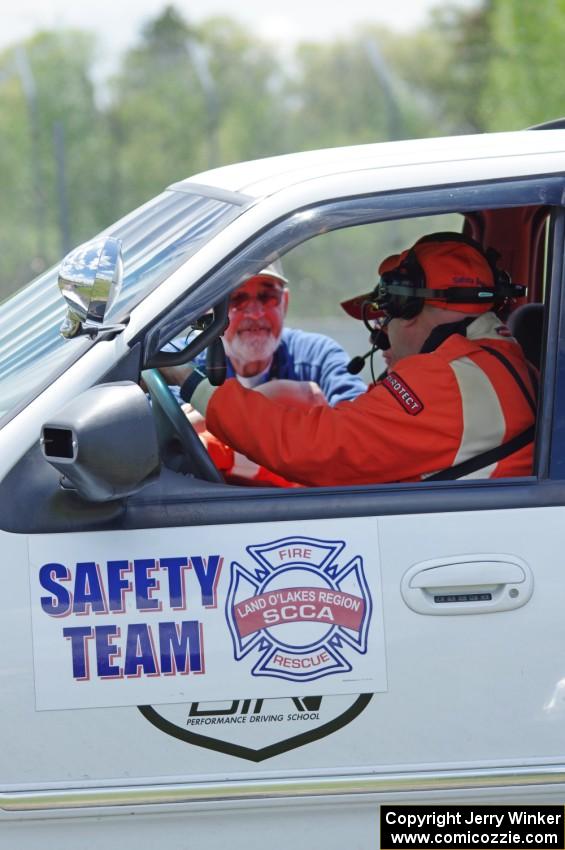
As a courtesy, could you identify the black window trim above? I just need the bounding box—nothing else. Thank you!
[536,206,563,480]
[1,448,564,535]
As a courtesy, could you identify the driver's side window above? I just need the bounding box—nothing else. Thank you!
[147,184,553,499]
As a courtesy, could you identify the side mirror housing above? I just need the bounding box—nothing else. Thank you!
[58,236,123,338]
[40,382,160,502]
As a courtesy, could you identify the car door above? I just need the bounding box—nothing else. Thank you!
[1,175,565,850]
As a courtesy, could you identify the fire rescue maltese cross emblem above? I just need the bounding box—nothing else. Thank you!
[226,536,372,683]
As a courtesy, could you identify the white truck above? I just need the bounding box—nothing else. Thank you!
[1,126,564,849]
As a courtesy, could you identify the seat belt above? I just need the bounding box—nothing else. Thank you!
[426,346,536,482]
[480,344,537,414]
[425,425,535,481]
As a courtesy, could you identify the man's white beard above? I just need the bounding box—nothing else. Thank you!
[224,325,281,370]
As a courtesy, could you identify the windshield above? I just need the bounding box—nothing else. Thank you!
[0,188,242,424]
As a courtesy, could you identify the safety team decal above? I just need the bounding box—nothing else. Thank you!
[28,520,387,711]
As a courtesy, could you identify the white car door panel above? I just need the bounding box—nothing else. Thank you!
[0,504,563,799]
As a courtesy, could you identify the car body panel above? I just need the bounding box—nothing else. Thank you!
[3,130,565,848]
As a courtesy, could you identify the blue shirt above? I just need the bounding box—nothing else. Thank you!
[193,327,366,406]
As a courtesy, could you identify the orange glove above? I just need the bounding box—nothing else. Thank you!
[200,430,298,488]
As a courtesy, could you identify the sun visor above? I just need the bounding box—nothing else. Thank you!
[340,293,385,320]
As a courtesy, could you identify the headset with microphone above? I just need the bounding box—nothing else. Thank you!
[347,318,390,375]
[345,232,524,378]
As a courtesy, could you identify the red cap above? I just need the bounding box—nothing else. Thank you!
[341,238,496,319]
[411,239,495,313]
[340,253,402,320]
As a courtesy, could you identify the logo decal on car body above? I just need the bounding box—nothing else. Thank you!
[139,692,373,762]
[226,535,372,682]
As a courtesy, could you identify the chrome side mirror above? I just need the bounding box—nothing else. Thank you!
[58,236,123,338]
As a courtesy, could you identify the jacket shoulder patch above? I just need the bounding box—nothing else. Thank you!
[382,372,424,415]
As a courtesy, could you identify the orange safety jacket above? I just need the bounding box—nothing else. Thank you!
[205,313,537,487]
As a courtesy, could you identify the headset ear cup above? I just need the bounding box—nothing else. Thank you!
[395,248,426,288]
[380,248,426,318]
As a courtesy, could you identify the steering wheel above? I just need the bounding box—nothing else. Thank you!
[142,368,223,483]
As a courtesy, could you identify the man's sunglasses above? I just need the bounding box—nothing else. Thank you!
[229,288,284,312]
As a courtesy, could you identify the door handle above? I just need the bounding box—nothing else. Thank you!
[401,554,533,615]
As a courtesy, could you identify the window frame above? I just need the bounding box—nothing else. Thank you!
[3,174,565,536]
[143,175,564,487]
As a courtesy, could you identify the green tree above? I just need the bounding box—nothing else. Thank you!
[0,58,37,293]
[286,33,404,150]
[197,16,289,161]
[107,6,206,213]
[108,6,287,214]
[0,31,111,298]
[480,0,565,130]
[378,6,491,134]
[283,21,471,153]
[7,0,556,302]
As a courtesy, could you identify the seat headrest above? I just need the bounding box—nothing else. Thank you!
[507,302,544,370]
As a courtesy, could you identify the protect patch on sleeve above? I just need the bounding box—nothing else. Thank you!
[382,372,424,415]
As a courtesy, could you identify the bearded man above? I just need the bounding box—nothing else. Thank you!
[164,264,365,485]
[191,264,365,404]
